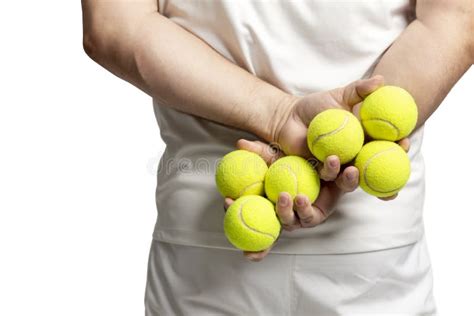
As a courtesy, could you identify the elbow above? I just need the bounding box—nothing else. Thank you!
[82,21,126,72]
[466,9,474,64]
[469,31,474,65]
[82,12,114,66]
[81,3,157,77]
[81,10,108,65]
[82,30,100,62]
[81,0,157,66]
[468,5,474,64]
[81,7,118,65]
[81,13,144,68]
[81,2,103,62]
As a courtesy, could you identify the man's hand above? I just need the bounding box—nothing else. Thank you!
[228,77,412,262]
[272,75,410,196]
[272,76,381,187]
[273,76,384,157]
[228,137,409,262]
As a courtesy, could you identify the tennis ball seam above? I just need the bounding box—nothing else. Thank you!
[361,118,401,139]
[238,180,264,197]
[310,114,349,150]
[238,201,278,240]
[362,147,405,194]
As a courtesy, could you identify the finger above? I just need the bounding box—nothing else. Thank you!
[276,192,300,231]
[244,247,272,262]
[311,182,342,224]
[398,138,411,152]
[294,195,320,228]
[318,155,340,181]
[236,139,283,165]
[341,75,385,107]
[379,193,398,201]
[335,166,359,193]
[224,198,234,211]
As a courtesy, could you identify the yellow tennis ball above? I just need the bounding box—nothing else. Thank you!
[355,141,411,197]
[361,86,418,141]
[307,109,364,164]
[224,195,281,251]
[264,156,320,204]
[215,150,268,199]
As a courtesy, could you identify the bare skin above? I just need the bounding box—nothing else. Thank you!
[82,0,473,261]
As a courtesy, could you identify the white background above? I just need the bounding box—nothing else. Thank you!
[0,2,472,315]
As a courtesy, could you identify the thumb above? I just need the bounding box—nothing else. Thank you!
[341,75,384,107]
[236,139,284,165]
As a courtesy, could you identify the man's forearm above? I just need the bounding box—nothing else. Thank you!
[372,1,473,128]
[82,1,292,142]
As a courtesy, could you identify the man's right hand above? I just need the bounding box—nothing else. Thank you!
[272,76,384,157]
[230,136,409,262]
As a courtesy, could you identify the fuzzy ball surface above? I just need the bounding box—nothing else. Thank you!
[224,195,281,251]
[307,109,364,164]
[355,141,411,197]
[216,150,268,199]
[361,86,418,141]
[265,156,320,203]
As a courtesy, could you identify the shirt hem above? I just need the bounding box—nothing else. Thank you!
[151,226,424,255]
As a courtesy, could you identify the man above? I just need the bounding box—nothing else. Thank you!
[81,0,473,314]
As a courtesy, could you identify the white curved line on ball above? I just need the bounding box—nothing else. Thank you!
[361,118,400,139]
[238,181,263,197]
[311,114,349,149]
[238,201,277,240]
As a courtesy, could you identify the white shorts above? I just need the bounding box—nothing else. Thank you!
[145,233,436,315]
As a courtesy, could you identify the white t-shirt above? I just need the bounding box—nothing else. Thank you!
[152,0,425,254]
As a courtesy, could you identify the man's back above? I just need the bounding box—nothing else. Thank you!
[153,0,425,255]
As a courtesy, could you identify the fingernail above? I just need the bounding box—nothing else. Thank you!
[279,194,288,207]
[329,158,338,168]
[346,173,355,181]
[296,196,305,207]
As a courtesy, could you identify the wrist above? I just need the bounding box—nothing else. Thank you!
[263,93,300,143]
[244,79,299,143]
[266,94,301,144]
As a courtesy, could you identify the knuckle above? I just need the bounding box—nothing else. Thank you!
[281,223,295,231]
[301,221,316,228]
[299,216,316,227]
[300,215,314,224]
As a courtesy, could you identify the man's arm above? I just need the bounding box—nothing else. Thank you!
[371,0,473,126]
[81,0,292,142]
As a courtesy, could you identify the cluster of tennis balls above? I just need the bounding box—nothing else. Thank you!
[216,151,320,251]
[216,85,418,252]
